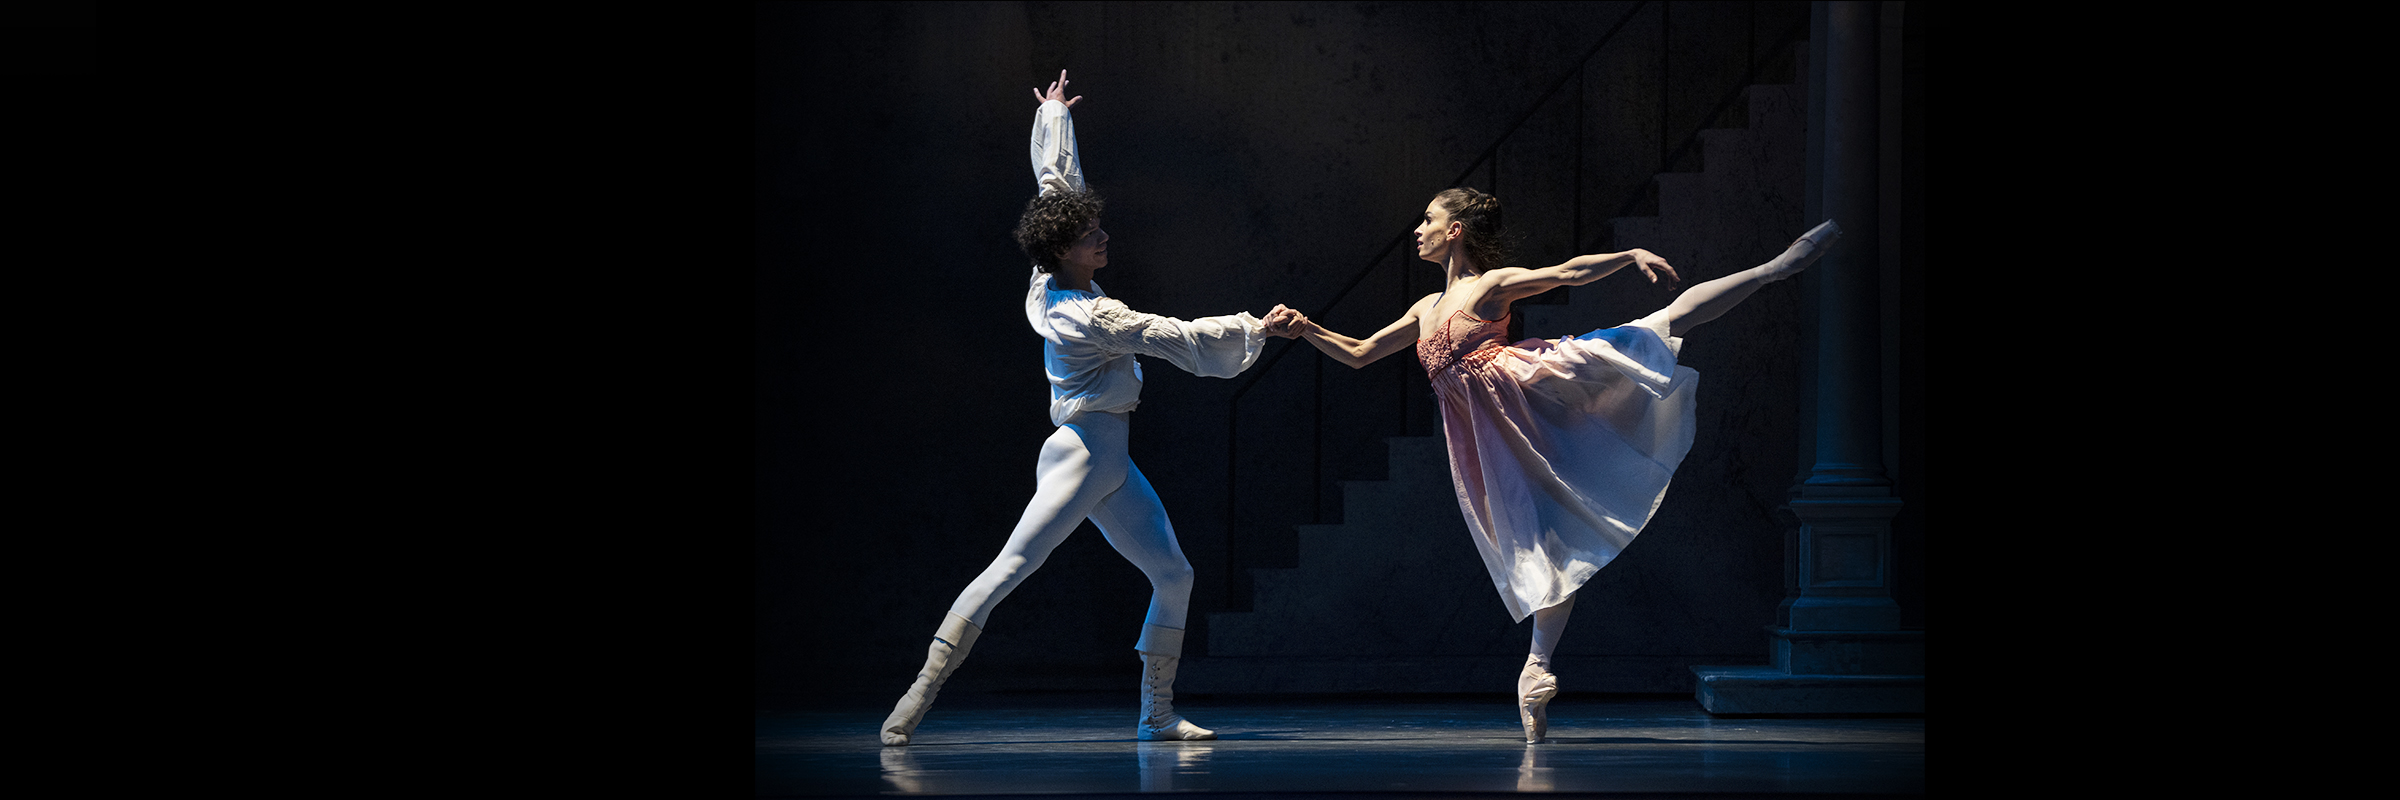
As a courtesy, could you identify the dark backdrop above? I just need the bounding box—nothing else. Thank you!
[756,1,1924,704]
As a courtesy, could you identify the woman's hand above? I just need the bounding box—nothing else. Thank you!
[1263,304,1307,338]
[1033,69,1083,108]
[1626,248,1678,286]
[1262,305,1291,337]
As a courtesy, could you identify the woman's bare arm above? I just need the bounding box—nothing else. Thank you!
[1287,294,1436,369]
[1482,249,1679,307]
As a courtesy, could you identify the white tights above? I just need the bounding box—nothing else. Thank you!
[1530,593,1576,668]
[946,411,1197,637]
[1662,223,1828,338]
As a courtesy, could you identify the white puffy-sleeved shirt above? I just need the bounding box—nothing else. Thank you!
[1031,98,1085,195]
[1022,99,1266,426]
[1025,270,1266,426]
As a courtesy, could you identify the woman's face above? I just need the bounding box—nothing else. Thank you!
[1059,218,1109,272]
[1413,199,1456,264]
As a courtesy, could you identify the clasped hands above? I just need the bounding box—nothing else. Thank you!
[1261,304,1307,338]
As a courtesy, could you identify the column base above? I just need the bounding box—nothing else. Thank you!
[1690,665,1923,714]
[1772,626,1923,674]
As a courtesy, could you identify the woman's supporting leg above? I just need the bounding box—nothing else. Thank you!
[881,414,1133,746]
[1519,593,1577,744]
[1663,219,1841,338]
[1530,592,1576,668]
[1089,461,1214,741]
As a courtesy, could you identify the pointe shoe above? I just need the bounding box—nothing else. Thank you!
[1761,219,1842,283]
[880,612,983,746]
[1135,624,1217,741]
[1517,655,1559,744]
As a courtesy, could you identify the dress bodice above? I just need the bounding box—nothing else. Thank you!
[1416,309,1512,377]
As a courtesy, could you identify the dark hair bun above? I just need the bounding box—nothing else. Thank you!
[1435,187,1512,270]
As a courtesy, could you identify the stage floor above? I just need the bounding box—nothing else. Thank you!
[756,694,1924,797]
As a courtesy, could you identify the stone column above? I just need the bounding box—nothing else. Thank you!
[1693,0,1922,714]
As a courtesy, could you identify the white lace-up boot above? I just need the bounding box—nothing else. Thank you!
[879,612,982,746]
[1134,624,1215,741]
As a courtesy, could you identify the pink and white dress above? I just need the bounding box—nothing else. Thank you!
[1417,309,1701,622]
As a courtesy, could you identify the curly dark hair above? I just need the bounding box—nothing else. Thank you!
[1434,187,1516,271]
[1013,187,1106,272]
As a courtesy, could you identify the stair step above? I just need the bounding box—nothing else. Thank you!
[1690,667,1926,714]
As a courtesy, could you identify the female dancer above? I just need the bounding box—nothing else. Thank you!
[1268,187,1837,743]
[879,71,1303,746]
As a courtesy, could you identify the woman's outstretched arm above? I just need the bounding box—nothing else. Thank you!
[1480,250,1679,308]
[1280,294,1436,370]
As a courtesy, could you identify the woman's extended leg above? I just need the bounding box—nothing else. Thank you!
[1518,593,1576,743]
[1662,220,1841,338]
[881,413,1133,746]
[1087,461,1215,741]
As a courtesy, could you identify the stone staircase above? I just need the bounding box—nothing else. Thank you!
[1526,80,1807,341]
[1183,75,1810,696]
